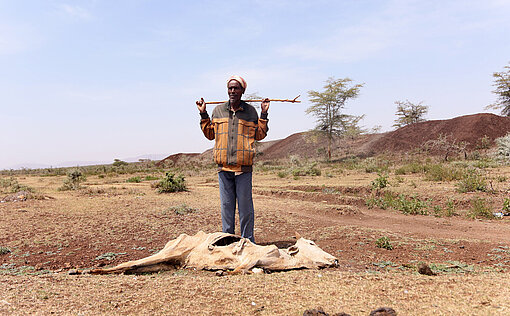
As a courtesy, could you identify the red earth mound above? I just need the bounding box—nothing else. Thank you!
[364,113,510,153]
[258,132,326,160]
[161,113,510,164]
[156,153,200,166]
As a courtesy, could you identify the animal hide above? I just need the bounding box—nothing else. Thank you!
[90,231,337,274]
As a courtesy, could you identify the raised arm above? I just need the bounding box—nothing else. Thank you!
[197,98,215,140]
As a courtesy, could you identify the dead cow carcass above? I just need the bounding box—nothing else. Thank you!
[90,231,337,274]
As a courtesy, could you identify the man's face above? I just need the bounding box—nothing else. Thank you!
[228,80,244,104]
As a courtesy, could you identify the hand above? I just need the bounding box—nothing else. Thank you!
[196,98,206,113]
[261,98,270,113]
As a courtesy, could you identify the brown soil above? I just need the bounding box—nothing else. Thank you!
[363,113,510,153]
[2,113,510,315]
[1,169,510,315]
[182,113,510,163]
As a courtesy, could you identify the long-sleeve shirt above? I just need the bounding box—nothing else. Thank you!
[200,101,268,172]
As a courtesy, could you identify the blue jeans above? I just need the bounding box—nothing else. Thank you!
[218,171,255,242]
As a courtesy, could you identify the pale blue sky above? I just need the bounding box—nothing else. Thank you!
[1,0,509,169]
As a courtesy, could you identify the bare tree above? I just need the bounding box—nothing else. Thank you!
[423,134,468,161]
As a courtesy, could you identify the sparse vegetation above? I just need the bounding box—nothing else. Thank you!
[164,204,198,215]
[366,192,429,215]
[0,246,11,255]
[375,236,394,250]
[371,173,389,190]
[495,132,510,160]
[291,162,321,177]
[58,169,86,191]
[112,159,129,167]
[424,134,468,161]
[456,169,488,193]
[467,198,494,219]
[126,176,142,183]
[155,172,187,193]
[424,163,466,181]
[0,177,35,193]
[94,252,127,261]
[502,198,510,213]
[394,162,426,175]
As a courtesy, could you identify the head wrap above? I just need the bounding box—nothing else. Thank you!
[227,75,247,91]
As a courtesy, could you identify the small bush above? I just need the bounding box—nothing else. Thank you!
[456,169,487,193]
[164,204,197,215]
[375,236,393,250]
[365,192,397,210]
[371,173,389,190]
[363,157,390,173]
[496,175,507,183]
[433,199,457,217]
[58,169,86,191]
[394,194,429,215]
[0,177,35,193]
[291,162,321,177]
[112,159,129,167]
[126,176,142,183]
[277,171,288,178]
[144,175,159,181]
[495,132,510,159]
[424,164,465,182]
[0,246,11,255]
[394,162,426,175]
[156,172,187,193]
[467,198,494,219]
[503,198,510,213]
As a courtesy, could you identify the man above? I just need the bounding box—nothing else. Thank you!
[197,75,269,243]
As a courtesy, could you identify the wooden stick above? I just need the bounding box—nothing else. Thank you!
[203,95,301,105]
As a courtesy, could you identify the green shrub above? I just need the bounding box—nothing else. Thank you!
[144,175,159,181]
[394,194,429,215]
[363,157,390,173]
[156,172,187,193]
[164,204,197,215]
[365,192,397,210]
[126,176,142,183]
[456,169,487,193]
[495,132,510,159]
[503,198,510,213]
[467,198,494,219]
[277,171,288,178]
[433,199,456,217]
[112,159,129,167]
[0,246,11,255]
[375,236,393,250]
[394,162,426,175]
[0,177,34,193]
[58,169,86,191]
[371,173,389,190]
[291,162,321,176]
[424,164,465,181]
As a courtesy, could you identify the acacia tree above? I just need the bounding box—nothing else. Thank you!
[487,62,510,116]
[393,100,429,128]
[306,77,364,160]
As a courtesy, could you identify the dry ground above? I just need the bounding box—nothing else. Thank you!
[1,166,510,315]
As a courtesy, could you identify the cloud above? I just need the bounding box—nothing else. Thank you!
[58,4,91,20]
[275,0,510,63]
